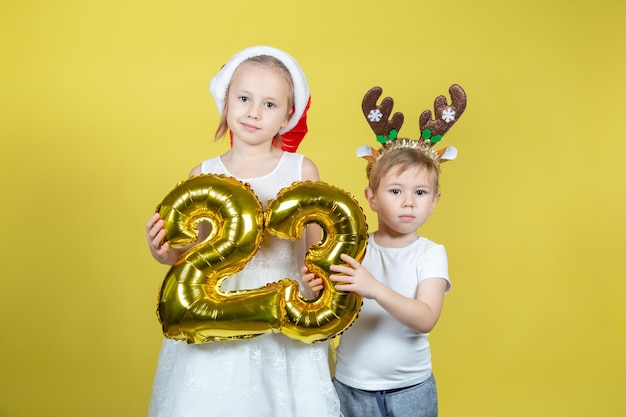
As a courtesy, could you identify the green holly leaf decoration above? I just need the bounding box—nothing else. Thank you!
[389,129,398,140]
[431,135,443,144]
[376,134,387,144]
[422,129,432,140]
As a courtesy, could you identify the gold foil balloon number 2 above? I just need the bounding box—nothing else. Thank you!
[155,174,368,344]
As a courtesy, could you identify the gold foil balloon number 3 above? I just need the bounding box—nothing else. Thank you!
[155,174,368,344]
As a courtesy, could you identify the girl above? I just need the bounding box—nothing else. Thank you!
[145,46,340,417]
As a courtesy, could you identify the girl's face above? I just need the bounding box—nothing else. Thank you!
[226,62,292,147]
[365,165,440,242]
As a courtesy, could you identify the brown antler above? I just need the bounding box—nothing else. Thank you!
[418,84,467,143]
[362,87,404,143]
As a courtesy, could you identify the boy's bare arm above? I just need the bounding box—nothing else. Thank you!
[330,253,447,333]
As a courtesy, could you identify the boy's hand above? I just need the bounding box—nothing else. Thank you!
[329,253,383,300]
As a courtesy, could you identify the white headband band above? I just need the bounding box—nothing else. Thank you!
[209,45,310,135]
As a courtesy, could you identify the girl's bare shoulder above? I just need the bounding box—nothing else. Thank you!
[301,156,320,181]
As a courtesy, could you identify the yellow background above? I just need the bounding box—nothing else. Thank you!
[1,0,625,416]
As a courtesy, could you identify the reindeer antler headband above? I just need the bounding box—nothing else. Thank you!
[356,84,467,166]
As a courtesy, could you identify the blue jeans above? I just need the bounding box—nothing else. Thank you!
[333,374,438,417]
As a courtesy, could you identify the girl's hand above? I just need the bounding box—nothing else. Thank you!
[329,253,383,300]
[301,265,324,293]
[146,213,178,265]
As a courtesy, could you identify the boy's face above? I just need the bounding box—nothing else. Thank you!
[366,166,440,239]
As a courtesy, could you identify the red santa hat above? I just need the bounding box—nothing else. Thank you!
[209,45,311,152]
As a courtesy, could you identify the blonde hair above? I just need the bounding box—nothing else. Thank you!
[214,55,295,145]
[367,146,441,193]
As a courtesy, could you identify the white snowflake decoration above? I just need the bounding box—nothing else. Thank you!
[368,109,383,122]
[442,107,456,123]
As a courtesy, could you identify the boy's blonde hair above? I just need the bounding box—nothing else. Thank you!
[214,55,295,144]
[367,146,440,193]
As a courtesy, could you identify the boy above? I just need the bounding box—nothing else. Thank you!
[304,85,467,417]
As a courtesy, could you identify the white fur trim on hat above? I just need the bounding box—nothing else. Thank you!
[209,45,310,135]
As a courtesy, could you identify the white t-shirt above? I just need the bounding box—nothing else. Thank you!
[334,234,450,391]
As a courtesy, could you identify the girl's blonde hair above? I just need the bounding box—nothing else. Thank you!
[214,55,295,146]
[367,146,441,193]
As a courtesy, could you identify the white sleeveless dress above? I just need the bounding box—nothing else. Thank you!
[149,152,340,417]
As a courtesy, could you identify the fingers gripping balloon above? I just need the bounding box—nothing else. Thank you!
[155,174,368,344]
